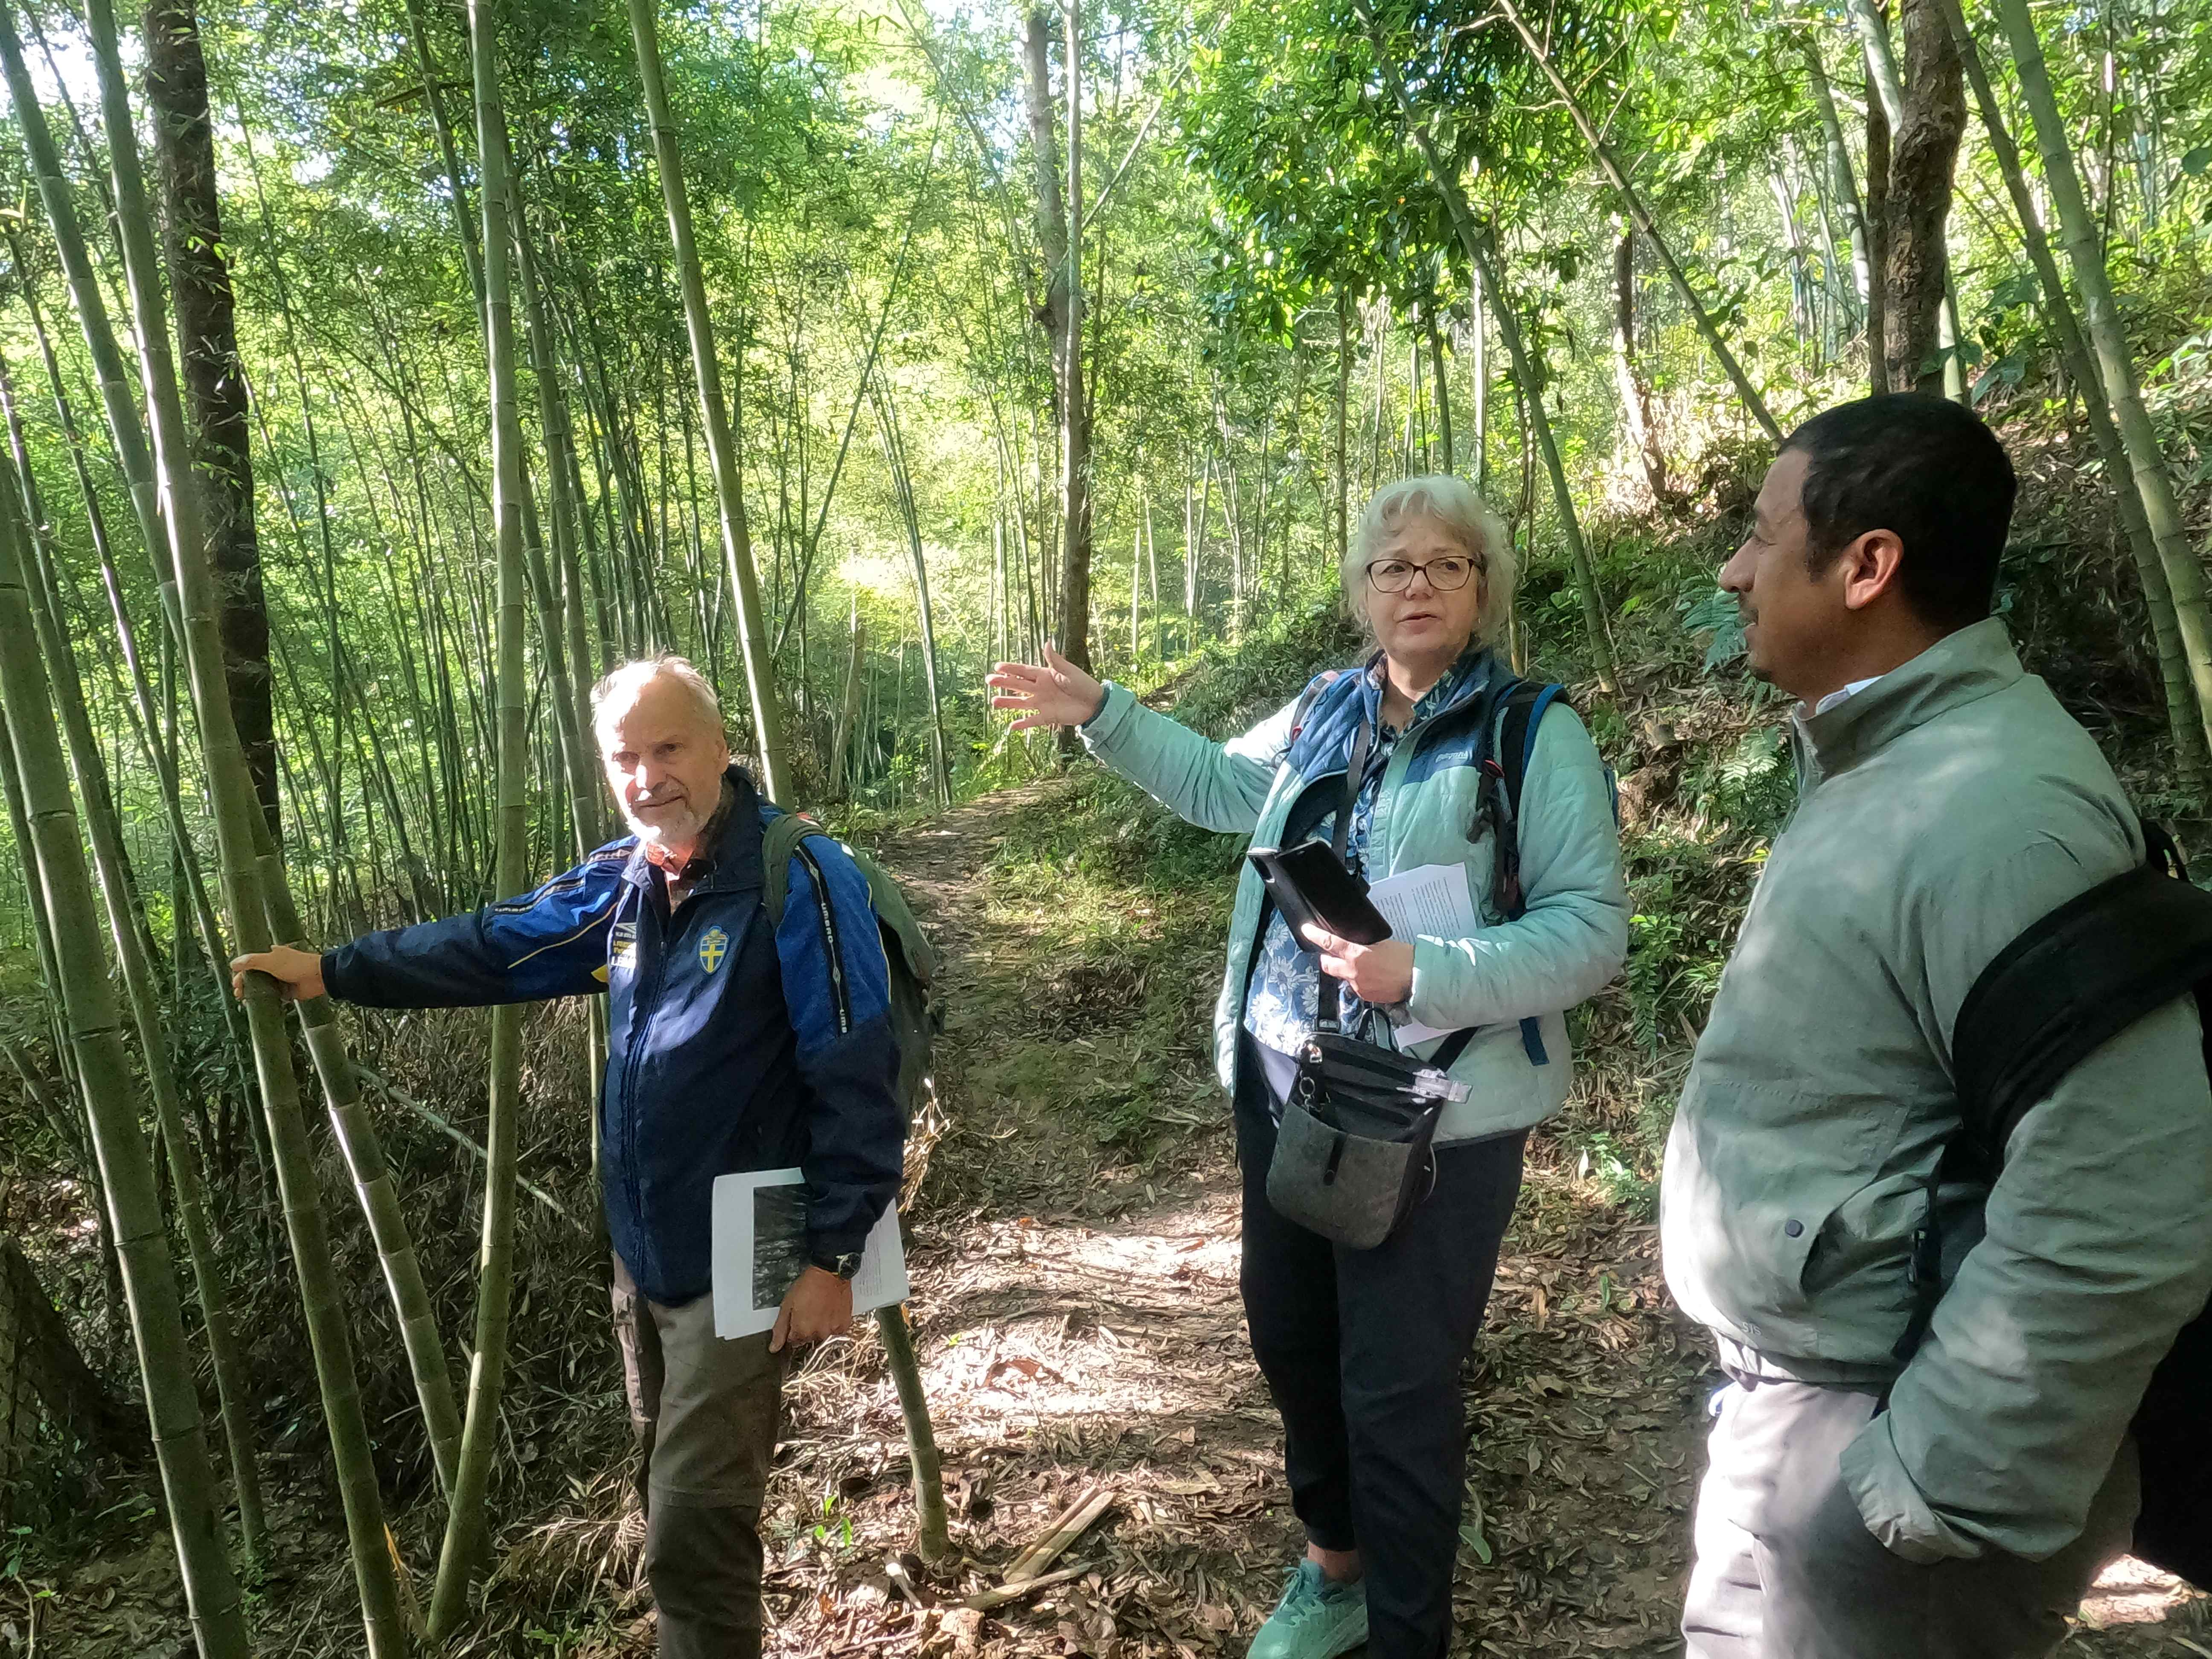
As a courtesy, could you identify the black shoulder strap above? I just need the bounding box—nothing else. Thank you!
[1317,710,1377,1036]
[1952,827,2212,1178]
[1894,823,2212,1366]
[1496,681,1567,820]
[1466,676,1564,1068]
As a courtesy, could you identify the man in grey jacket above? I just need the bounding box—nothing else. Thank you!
[1663,394,2212,1658]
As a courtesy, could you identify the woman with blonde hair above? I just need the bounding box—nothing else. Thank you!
[988,476,1628,1659]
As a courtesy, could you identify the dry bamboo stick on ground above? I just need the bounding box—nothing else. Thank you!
[964,1562,1091,1611]
[1003,1483,1115,1584]
[1000,1483,1101,1582]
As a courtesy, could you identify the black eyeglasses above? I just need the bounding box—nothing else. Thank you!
[1366,555,1479,594]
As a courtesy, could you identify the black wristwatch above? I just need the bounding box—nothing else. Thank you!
[810,1249,864,1281]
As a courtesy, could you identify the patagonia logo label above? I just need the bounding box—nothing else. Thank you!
[610,921,638,972]
[698,926,730,975]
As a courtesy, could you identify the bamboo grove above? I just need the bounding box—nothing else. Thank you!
[4,0,2212,1650]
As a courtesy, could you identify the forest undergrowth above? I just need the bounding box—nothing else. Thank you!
[12,419,2212,1657]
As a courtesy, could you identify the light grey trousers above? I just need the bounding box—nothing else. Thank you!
[1682,1374,2139,1659]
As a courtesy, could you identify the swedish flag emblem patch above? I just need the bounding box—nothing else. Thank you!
[698,926,730,975]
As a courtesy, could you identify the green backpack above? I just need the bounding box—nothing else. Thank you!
[760,810,942,1123]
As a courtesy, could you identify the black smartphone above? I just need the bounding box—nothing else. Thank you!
[1246,840,1394,947]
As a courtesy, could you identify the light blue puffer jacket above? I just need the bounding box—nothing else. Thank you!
[1080,652,1630,1143]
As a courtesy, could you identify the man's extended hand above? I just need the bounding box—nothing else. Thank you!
[770,1266,854,1353]
[229,944,327,1003]
[1301,924,1416,1007]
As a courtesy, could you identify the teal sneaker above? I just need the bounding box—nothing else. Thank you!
[1246,1558,1368,1659]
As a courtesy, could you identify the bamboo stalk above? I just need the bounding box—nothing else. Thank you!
[0,423,249,1659]
[1495,0,1781,442]
[427,0,532,1632]
[75,0,408,1644]
[1936,0,2209,797]
[1357,3,1619,693]
[875,1304,951,1565]
[0,5,168,593]
[5,413,269,1566]
[256,832,464,1494]
[628,0,792,800]
[1988,0,2212,772]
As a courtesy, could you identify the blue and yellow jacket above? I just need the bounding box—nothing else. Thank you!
[321,767,902,1307]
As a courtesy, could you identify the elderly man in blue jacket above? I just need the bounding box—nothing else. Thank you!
[233,655,904,1659]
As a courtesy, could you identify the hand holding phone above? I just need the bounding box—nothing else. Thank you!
[1246,840,1394,946]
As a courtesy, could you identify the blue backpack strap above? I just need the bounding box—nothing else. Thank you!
[1279,669,1345,767]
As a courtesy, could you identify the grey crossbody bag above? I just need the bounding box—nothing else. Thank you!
[1264,711,1473,1249]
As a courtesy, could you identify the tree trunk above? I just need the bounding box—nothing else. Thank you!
[1024,7,1091,675]
[872,382,950,808]
[0,432,250,1659]
[829,598,864,799]
[76,0,407,1644]
[1334,291,1352,562]
[1865,87,1892,396]
[428,4,531,1632]
[1496,0,1783,442]
[1804,41,1872,323]
[1610,225,1671,502]
[1989,0,2212,774]
[1935,0,2206,791]
[1880,0,1967,393]
[144,0,277,843]
[1361,3,1618,692]
[629,0,792,802]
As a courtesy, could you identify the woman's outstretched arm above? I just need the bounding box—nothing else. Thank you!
[987,646,1289,835]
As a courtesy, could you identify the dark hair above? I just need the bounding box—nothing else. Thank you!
[1779,395,2017,631]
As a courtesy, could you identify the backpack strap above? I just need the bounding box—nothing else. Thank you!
[759,809,818,934]
[1892,821,2212,1363]
[1953,827,2212,1176]
[759,808,939,989]
[1498,681,1567,817]
[1279,669,1346,766]
[1472,678,1566,1067]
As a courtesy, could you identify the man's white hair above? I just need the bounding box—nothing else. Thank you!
[589,655,725,742]
[1342,474,1517,648]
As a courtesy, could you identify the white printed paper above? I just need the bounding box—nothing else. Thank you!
[1365,862,1482,1047]
[710,1167,909,1339]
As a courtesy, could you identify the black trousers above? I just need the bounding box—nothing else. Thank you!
[1235,1043,1527,1659]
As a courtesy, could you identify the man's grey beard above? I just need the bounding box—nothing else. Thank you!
[625,798,709,852]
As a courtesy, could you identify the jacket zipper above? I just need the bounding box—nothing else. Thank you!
[794,842,851,1035]
[619,907,669,1258]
